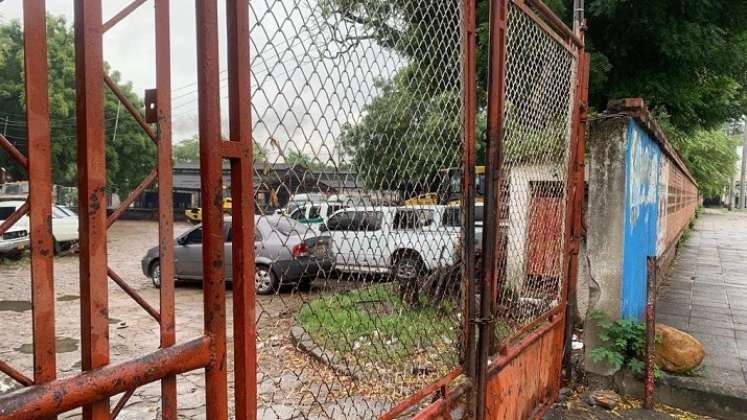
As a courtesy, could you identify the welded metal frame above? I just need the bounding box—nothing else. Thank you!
[0,1,255,419]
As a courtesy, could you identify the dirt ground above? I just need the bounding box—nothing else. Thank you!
[0,220,394,419]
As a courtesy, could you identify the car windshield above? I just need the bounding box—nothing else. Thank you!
[0,206,15,221]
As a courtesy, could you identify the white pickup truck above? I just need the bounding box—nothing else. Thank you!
[321,205,462,280]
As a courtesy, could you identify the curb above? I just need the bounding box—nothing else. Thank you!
[289,325,363,381]
[612,369,747,420]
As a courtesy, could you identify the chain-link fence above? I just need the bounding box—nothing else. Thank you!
[490,2,577,342]
[246,0,466,417]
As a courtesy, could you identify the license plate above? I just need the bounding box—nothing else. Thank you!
[17,244,25,251]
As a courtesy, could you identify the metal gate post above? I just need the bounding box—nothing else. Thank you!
[154,1,177,418]
[561,30,589,386]
[226,0,258,418]
[195,1,229,418]
[74,1,111,417]
[23,4,57,417]
[475,0,509,418]
[461,0,478,412]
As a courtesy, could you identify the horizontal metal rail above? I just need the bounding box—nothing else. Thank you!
[0,336,211,420]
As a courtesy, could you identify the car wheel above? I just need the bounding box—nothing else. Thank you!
[150,261,161,289]
[394,255,424,281]
[53,238,62,255]
[255,265,277,295]
[297,278,313,292]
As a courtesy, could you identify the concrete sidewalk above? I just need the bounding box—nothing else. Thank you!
[657,209,747,389]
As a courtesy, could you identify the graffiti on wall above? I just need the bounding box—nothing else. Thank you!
[622,121,661,319]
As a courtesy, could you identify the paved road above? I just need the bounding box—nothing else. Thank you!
[657,209,747,389]
[0,220,389,419]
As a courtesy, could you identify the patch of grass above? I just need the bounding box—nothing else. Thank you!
[297,284,459,361]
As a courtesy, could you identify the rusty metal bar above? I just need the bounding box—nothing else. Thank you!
[561,39,589,385]
[74,1,111,417]
[0,134,28,170]
[0,200,29,236]
[461,0,478,406]
[102,0,148,33]
[105,168,157,228]
[103,74,158,143]
[0,360,33,387]
[107,268,160,322]
[411,382,470,420]
[0,336,211,420]
[380,367,463,420]
[153,0,177,418]
[523,0,583,48]
[486,312,563,377]
[23,3,57,409]
[195,1,229,418]
[109,388,135,419]
[474,0,510,418]
[226,0,257,418]
[498,305,563,351]
[644,256,657,409]
[512,0,578,54]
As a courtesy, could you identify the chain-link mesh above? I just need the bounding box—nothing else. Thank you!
[491,2,577,342]
[247,1,466,417]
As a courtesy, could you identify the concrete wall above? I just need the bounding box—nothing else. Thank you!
[621,121,661,319]
[583,100,699,375]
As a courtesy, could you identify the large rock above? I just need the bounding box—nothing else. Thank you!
[654,324,704,373]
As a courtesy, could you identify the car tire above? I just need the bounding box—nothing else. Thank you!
[255,265,277,295]
[150,260,161,289]
[297,278,313,292]
[53,238,62,255]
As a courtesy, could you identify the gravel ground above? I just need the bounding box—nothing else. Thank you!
[0,220,399,419]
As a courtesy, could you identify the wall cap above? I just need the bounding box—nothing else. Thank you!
[606,98,698,187]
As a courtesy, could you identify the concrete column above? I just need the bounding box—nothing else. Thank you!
[583,117,629,375]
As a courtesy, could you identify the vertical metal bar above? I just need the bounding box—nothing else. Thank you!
[154,0,177,418]
[195,1,229,418]
[23,4,57,413]
[226,0,257,418]
[561,42,589,386]
[644,256,657,409]
[461,0,478,416]
[74,0,111,418]
[475,1,509,418]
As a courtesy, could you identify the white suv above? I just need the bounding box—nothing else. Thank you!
[0,200,79,257]
[322,205,461,280]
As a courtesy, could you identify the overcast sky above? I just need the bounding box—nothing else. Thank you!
[0,1,403,165]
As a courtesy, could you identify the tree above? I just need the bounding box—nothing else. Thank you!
[0,15,155,195]
[173,136,199,163]
[322,0,747,195]
[173,135,268,163]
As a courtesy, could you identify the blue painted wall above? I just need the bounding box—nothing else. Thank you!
[621,120,661,319]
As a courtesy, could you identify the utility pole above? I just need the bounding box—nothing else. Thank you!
[741,119,747,208]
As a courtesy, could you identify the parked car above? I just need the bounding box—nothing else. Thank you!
[0,206,28,259]
[141,215,333,294]
[320,205,462,280]
[288,201,348,229]
[0,200,79,257]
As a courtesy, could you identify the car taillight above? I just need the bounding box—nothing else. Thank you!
[292,243,310,258]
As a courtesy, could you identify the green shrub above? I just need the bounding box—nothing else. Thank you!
[588,310,662,379]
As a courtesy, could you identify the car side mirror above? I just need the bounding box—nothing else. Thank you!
[177,236,188,246]
[319,223,328,232]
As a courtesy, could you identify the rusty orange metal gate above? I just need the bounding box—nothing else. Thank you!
[0,0,587,419]
[0,1,256,419]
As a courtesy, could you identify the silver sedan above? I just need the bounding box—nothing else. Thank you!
[141,216,333,294]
